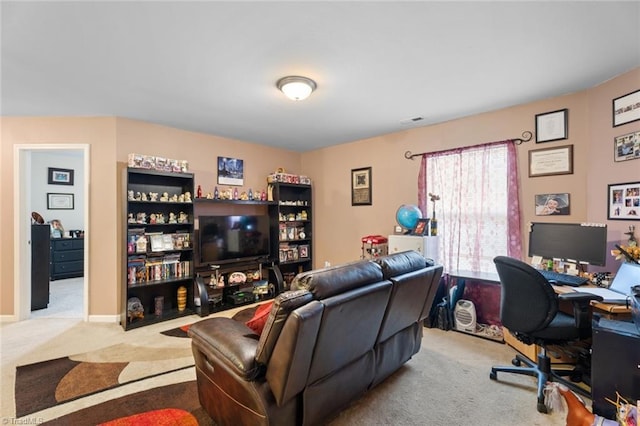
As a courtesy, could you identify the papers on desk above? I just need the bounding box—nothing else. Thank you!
[569,287,628,304]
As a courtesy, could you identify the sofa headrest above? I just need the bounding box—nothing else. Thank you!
[375,250,433,279]
[290,260,384,299]
[255,289,313,366]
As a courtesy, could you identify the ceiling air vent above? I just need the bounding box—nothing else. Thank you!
[400,116,425,125]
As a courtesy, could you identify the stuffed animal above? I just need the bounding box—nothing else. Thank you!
[127,297,144,323]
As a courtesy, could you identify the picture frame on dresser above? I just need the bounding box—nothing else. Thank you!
[613,89,640,127]
[608,181,640,220]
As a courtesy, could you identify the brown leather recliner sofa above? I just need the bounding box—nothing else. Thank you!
[188,250,444,425]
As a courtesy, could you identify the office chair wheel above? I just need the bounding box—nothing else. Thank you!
[489,370,497,380]
[512,358,522,367]
[537,402,548,414]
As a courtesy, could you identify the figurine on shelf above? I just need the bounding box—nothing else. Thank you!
[184,191,192,202]
[178,194,185,202]
[214,186,219,200]
[261,189,267,201]
[136,212,147,224]
[197,185,202,198]
[170,194,178,202]
[233,187,239,200]
[156,213,165,224]
[141,192,148,201]
[160,192,169,202]
[128,213,136,224]
[135,192,142,201]
[149,213,157,224]
[149,192,159,202]
[168,212,177,223]
[240,191,249,200]
[128,190,135,201]
[178,211,188,224]
[206,192,213,199]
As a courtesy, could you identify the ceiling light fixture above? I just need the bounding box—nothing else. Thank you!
[277,76,317,101]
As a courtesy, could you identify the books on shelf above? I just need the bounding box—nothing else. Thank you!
[127,253,192,286]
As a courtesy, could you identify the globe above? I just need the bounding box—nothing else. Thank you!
[396,204,422,231]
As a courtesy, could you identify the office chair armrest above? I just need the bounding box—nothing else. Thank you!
[558,292,604,332]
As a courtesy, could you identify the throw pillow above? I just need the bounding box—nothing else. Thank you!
[245,301,274,335]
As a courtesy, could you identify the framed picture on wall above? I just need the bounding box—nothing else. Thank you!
[47,193,74,210]
[48,167,74,185]
[613,89,640,127]
[217,157,244,186]
[351,167,372,206]
[535,193,570,216]
[535,109,568,143]
[607,181,640,220]
[528,145,573,177]
[614,131,640,162]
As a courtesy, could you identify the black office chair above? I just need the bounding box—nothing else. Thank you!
[490,256,603,413]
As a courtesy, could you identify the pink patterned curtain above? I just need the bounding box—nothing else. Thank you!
[418,140,522,273]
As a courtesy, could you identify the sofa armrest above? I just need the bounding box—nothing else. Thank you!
[189,317,263,381]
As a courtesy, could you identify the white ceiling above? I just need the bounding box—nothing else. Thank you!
[2,1,639,152]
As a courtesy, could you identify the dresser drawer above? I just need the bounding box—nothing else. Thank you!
[52,260,83,274]
[52,249,83,262]
[51,238,84,251]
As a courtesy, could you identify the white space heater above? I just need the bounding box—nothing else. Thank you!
[454,299,477,333]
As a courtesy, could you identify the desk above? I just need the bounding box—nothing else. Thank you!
[553,284,631,318]
[447,270,503,342]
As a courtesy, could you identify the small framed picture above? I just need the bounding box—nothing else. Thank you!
[299,245,309,258]
[535,109,568,143]
[613,89,640,127]
[47,193,74,210]
[535,193,570,216]
[217,156,244,186]
[48,167,74,185]
[608,182,640,220]
[614,131,640,162]
[351,167,372,206]
[412,218,430,235]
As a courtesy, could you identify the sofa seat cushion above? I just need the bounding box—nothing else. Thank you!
[291,260,383,299]
[255,290,313,365]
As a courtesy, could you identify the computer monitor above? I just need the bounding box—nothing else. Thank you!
[528,222,608,266]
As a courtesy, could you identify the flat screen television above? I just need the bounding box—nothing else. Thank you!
[198,215,271,265]
[528,222,607,266]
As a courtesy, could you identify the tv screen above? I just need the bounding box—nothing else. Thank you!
[199,215,270,264]
[528,222,607,266]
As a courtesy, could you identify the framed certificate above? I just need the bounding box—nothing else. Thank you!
[528,145,573,177]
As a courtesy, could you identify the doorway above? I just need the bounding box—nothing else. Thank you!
[14,144,90,321]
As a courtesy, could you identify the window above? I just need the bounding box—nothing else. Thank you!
[419,141,521,273]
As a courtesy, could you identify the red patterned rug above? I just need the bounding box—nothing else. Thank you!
[160,305,259,338]
[42,380,213,425]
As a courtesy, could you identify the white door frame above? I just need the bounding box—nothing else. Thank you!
[13,144,90,321]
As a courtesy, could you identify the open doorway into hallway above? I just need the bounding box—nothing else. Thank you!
[14,145,90,321]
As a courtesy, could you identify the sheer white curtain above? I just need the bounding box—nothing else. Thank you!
[418,141,522,274]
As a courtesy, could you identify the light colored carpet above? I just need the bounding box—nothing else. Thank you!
[2,312,573,425]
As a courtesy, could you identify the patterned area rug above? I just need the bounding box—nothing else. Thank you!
[42,380,214,425]
[14,343,193,417]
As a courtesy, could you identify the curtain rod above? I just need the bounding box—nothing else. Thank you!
[403,130,533,160]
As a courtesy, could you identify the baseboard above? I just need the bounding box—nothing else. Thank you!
[0,314,18,322]
[88,314,120,323]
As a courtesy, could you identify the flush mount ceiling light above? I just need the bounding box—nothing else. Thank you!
[276,76,317,101]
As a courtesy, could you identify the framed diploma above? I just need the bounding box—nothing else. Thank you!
[528,145,573,177]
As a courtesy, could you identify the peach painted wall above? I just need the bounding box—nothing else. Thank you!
[1,117,301,318]
[2,68,638,318]
[304,68,640,271]
[1,117,117,316]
